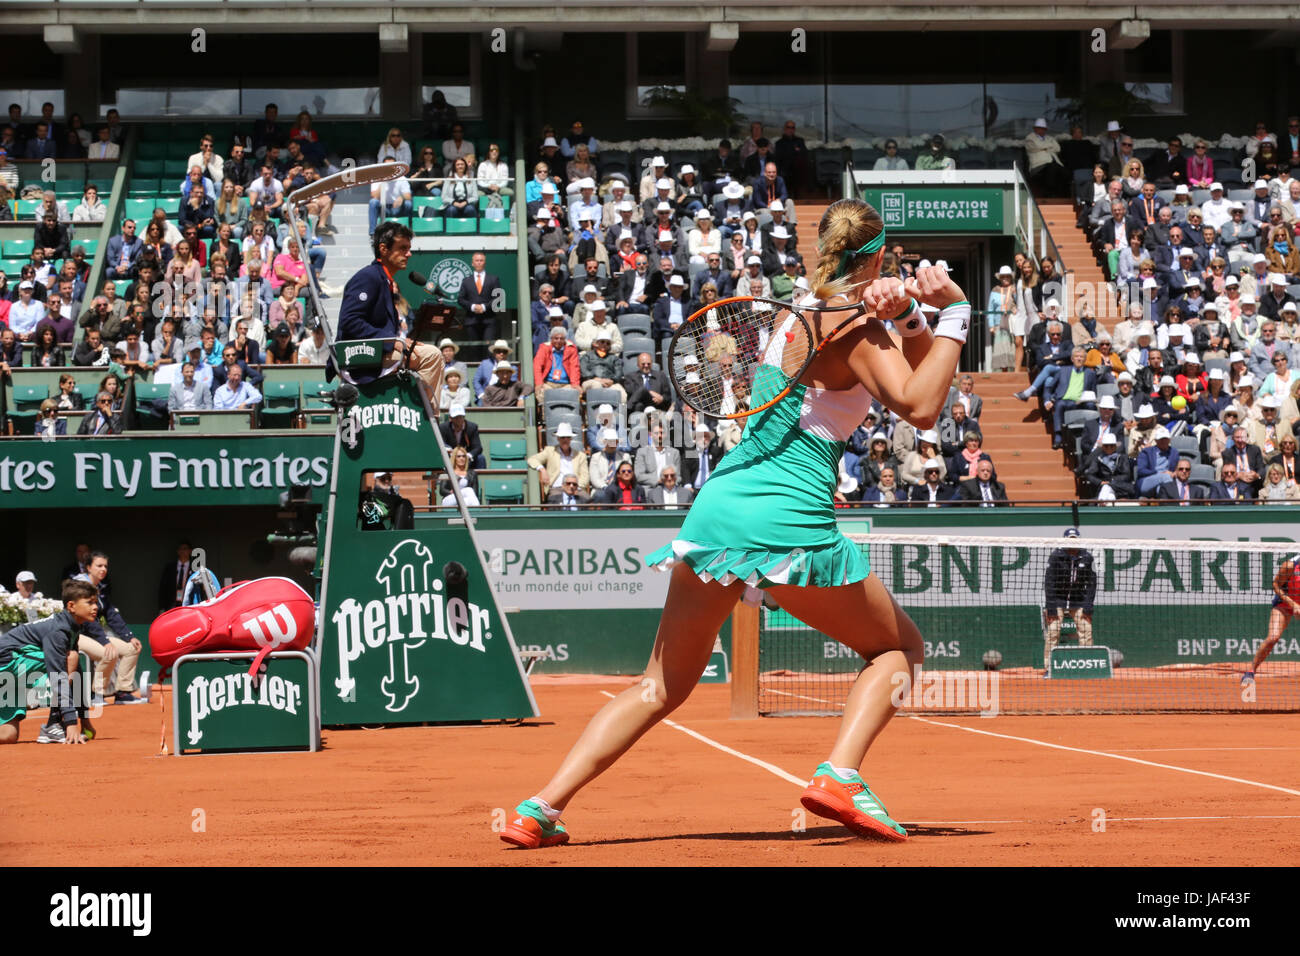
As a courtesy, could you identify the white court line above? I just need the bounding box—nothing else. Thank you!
[1108,747,1300,753]
[598,690,807,787]
[907,715,1300,798]
[765,688,835,705]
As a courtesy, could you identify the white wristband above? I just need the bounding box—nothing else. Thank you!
[889,299,927,337]
[934,301,971,344]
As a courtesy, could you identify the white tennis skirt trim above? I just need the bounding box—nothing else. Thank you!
[652,539,848,588]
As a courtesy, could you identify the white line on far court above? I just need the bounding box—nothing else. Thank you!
[598,690,807,787]
[906,716,1300,798]
[1107,747,1300,753]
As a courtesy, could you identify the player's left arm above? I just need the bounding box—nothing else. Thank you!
[849,268,966,430]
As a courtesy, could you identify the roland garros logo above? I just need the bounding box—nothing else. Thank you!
[431,257,473,296]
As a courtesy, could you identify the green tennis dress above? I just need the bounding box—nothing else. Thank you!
[646,329,872,589]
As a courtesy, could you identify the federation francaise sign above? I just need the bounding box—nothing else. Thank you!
[865,188,1003,232]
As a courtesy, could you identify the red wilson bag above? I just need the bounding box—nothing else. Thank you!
[149,577,317,679]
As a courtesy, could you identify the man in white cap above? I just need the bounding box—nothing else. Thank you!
[13,571,37,601]
[481,358,529,408]
[604,197,643,249]
[1081,394,1124,453]
[1250,179,1274,233]
[909,458,949,507]
[578,328,626,402]
[762,199,797,246]
[1194,300,1229,358]
[1098,120,1124,167]
[716,180,747,236]
[651,274,691,346]
[474,339,515,400]
[639,155,669,203]
[589,426,627,493]
[1248,393,1286,455]
[1259,273,1296,323]
[1168,184,1194,224]
[1136,424,1183,497]
[528,207,566,261]
[762,226,796,277]
[741,254,771,298]
[567,179,603,236]
[1201,182,1232,231]
[1221,202,1257,253]
[1024,118,1064,195]
[641,176,678,223]
[683,419,723,490]
[1113,370,1139,423]
[567,260,610,321]
[528,421,589,497]
[1127,402,1160,457]
[1083,431,1137,500]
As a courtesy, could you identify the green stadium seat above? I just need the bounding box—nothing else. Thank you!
[129,179,160,196]
[16,200,40,218]
[55,184,82,199]
[302,381,338,409]
[487,438,527,466]
[411,217,444,235]
[72,238,99,258]
[444,217,478,235]
[137,142,168,161]
[133,382,170,428]
[3,238,34,258]
[412,197,442,214]
[8,385,49,434]
[0,260,25,278]
[123,198,156,222]
[133,159,166,177]
[477,195,511,212]
[75,383,100,406]
[259,381,300,429]
[480,477,525,505]
[479,217,510,236]
[384,216,410,228]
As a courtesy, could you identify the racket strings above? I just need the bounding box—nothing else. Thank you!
[670,301,815,418]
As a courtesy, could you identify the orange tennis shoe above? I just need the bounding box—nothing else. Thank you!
[500,800,570,849]
[801,763,908,842]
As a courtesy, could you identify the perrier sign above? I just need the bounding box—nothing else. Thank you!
[174,652,319,754]
[317,366,537,725]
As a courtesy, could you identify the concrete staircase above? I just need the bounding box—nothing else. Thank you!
[313,197,374,328]
[974,371,1077,500]
[1038,198,1121,329]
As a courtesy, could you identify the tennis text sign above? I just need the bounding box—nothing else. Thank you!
[1049,645,1113,679]
[861,188,1003,232]
[173,652,319,755]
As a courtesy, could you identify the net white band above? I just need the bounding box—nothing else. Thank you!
[934,302,971,345]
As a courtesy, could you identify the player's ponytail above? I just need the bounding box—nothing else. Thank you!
[812,199,885,301]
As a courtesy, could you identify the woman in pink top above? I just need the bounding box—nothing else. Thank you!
[165,237,203,294]
[272,236,308,297]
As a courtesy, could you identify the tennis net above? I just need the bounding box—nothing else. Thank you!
[753,533,1300,715]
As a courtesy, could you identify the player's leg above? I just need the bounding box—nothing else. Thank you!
[767,574,923,769]
[528,563,741,811]
[1246,607,1291,679]
[766,574,922,841]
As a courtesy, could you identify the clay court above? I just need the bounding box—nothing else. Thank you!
[3,676,1298,866]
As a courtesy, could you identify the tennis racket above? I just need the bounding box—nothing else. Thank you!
[666,294,915,420]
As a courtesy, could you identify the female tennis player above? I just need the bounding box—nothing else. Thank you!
[502,198,970,848]
[1242,552,1300,684]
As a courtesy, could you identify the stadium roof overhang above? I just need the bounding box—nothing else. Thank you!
[3,1,1299,36]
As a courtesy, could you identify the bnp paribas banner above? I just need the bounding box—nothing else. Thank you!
[0,436,332,509]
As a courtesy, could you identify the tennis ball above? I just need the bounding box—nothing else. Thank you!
[1171,395,1187,410]
[982,650,1003,671]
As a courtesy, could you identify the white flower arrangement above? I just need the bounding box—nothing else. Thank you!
[0,586,61,628]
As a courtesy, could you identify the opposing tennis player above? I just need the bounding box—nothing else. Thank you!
[502,198,969,848]
[1242,552,1300,685]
